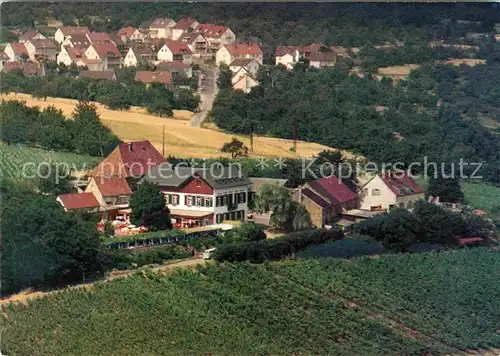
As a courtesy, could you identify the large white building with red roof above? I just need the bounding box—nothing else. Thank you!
[157,40,193,64]
[196,24,235,52]
[360,171,425,211]
[85,43,121,70]
[216,43,263,66]
[171,18,199,40]
[4,42,28,61]
[54,26,90,44]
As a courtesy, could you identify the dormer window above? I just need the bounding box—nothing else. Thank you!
[196,179,201,187]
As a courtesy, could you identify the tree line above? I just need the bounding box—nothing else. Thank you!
[0,69,200,116]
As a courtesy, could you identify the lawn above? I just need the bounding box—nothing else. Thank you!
[1,93,340,159]
[2,249,500,355]
[462,181,500,213]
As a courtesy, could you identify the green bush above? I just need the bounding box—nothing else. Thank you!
[213,228,343,263]
[105,246,193,270]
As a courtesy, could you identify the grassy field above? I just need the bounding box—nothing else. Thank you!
[0,144,100,182]
[1,94,341,159]
[462,181,500,213]
[2,249,500,355]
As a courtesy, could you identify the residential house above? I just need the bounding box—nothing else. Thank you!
[149,18,176,39]
[179,32,208,57]
[4,42,28,61]
[294,176,358,228]
[155,61,192,78]
[57,46,86,67]
[171,18,199,40]
[359,171,425,211]
[25,39,58,61]
[62,33,92,48]
[309,50,338,68]
[92,140,166,189]
[76,58,105,71]
[117,26,144,43]
[85,43,121,70]
[140,165,251,227]
[88,32,115,45]
[2,61,44,76]
[54,26,90,44]
[229,58,260,77]
[231,68,258,93]
[18,30,46,43]
[79,70,116,80]
[157,40,193,64]
[296,43,323,59]
[56,192,101,212]
[216,43,263,66]
[124,45,156,67]
[135,71,172,87]
[196,24,235,52]
[84,176,133,220]
[0,52,9,71]
[275,46,299,69]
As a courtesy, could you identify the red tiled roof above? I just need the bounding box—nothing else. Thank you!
[28,39,58,50]
[0,52,9,60]
[276,46,298,57]
[8,43,28,55]
[458,237,484,246]
[173,18,197,30]
[308,176,357,204]
[197,24,228,38]
[88,32,114,44]
[380,171,424,197]
[150,18,175,29]
[65,34,91,47]
[65,46,86,60]
[165,39,192,55]
[130,44,155,56]
[224,43,262,56]
[309,51,337,62]
[3,62,42,76]
[229,58,257,67]
[302,188,330,208]
[59,26,90,36]
[117,26,137,37]
[179,32,206,45]
[92,43,120,58]
[135,71,172,85]
[19,30,42,41]
[80,58,103,65]
[95,176,132,197]
[93,140,167,178]
[58,192,100,210]
[155,61,190,69]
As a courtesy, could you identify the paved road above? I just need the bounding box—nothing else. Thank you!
[190,65,218,128]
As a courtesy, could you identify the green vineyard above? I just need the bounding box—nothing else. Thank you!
[0,144,100,181]
[3,249,500,355]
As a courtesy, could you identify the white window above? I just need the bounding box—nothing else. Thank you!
[196,196,202,206]
[372,189,381,196]
[172,195,179,205]
[186,195,192,206]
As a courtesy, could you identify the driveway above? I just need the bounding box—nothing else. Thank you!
[190,65,218,127]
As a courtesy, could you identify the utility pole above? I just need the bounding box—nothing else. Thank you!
[162,125,165,157]
[293,119,298,152]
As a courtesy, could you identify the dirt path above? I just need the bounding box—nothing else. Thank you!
[0,258,207,306]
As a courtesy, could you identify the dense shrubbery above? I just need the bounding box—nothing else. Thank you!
[213,228,343,263]
[0,99,119,156]
[356,201,496,252]
[105,245,193,270]
[298,236,386,259]
[0,70,200,113]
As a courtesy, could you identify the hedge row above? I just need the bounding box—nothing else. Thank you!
[105,245,194,270]
[213,228,344,263]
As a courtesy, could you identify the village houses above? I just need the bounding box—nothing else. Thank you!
[229,58,260,77]
[117,26,145,43]
[196,24,235,53]
[54,26,90,44]
[25,39,58,61]
[18,30,46,43]
[309,50,338,68]
[135,71,172,86]
[216,43,263,66]
[124,45,156,67]
[148,18,176,39]
[56,46,86,67]
[62,33,91,48]
[85,43,121,70]
[4,42,28,61]
[171,18,199,40]
[156,61,193,79]
[179,32,208,57]
[57,193,101,213]
[231,68,259,93]
[275,46,300,70]
[157,40,193,64]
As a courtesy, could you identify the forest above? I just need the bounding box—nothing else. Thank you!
[2,3,499,47]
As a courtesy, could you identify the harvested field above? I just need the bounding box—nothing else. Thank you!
[376,64,420,79]
[443,58,487,67]
[1,94,342,159]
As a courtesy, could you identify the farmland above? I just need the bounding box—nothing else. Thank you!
[0,144,100,182]
[462,181,500,214]
[0,94,340,159]
[3,249,500,355]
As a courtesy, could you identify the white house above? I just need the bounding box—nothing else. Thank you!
[117,26,145,43]
[216,43,263,66]
[157,40,193,64]
[229,58,260,77]
[85,43,121,70]
[123,45,156,67]
[54,26,90,44]
[232,68,259,93]
[57,46,86,66]
[179,32,208,57]
[149,18,176,39]
[275,46,299,70]
[4,43,28,61]
[171,18,199,40]
[196,24,235,53]
[62,34,92,48]
[140,165,251,227]
[359,171,425,211]
[25,39,58,61]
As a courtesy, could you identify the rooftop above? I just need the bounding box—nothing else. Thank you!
[57,192,100,210]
